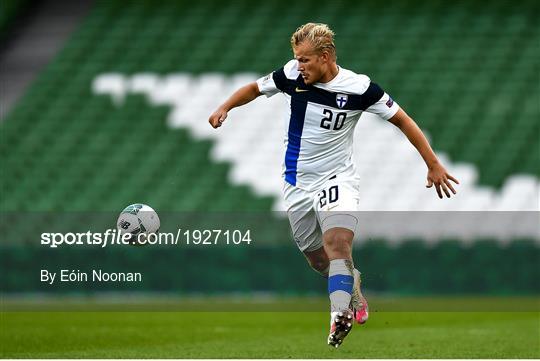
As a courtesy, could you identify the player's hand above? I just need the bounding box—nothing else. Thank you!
[209,107,228,129]
[426,163,459,199]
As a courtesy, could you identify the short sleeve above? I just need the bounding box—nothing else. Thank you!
[257,61,296,97]
[364,90,400,120]
[256,72,281,98]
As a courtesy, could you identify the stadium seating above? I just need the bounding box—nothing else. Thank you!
[2,0,538,215]
[0,0,538,294]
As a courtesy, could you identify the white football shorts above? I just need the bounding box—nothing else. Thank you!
[283,174,360,253]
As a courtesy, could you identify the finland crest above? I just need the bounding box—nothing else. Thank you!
[336,94,348,109]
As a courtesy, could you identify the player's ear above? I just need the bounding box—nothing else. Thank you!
[320,50,330,62]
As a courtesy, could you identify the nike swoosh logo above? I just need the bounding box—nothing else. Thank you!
[295,87,309,92]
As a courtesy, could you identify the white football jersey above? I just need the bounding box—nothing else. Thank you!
[257,59,400,191]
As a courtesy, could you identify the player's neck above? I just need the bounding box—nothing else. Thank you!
[319,63,339,83]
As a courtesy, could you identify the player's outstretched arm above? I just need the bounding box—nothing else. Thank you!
[208,82,262,129]
[388,108,459,198]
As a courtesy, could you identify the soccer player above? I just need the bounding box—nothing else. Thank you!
[209,23,459,347]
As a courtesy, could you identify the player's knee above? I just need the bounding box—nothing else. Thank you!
[323,229,353,254]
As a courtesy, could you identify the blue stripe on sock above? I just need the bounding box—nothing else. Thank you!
[328,274,354,294]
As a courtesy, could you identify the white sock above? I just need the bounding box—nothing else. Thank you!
[328,259,354,312]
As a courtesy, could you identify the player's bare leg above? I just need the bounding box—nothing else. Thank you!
[303,247,329,277]
[323,227,355,347]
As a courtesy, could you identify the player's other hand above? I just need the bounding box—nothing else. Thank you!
[426,163,459,199]
[209,107,228,129]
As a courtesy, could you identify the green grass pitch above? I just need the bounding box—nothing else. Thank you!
[1,297,539,358]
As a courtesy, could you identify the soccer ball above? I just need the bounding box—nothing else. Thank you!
[116,204,160,243]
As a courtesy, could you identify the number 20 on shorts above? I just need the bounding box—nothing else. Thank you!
[318,185,339,210]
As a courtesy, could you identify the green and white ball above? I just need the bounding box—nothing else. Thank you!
[117,204,160,242]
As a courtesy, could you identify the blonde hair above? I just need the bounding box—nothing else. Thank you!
[291,23,336,59]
